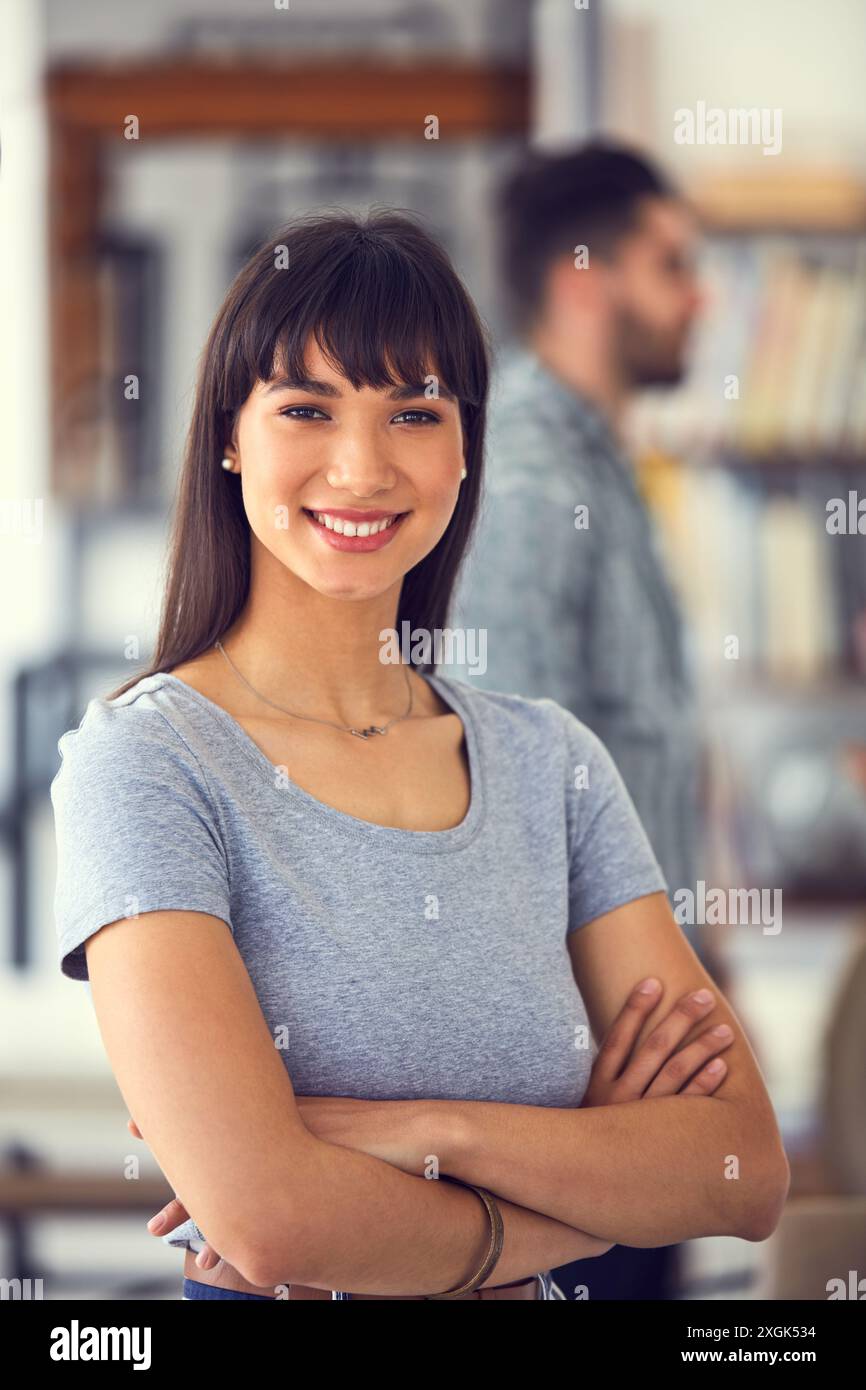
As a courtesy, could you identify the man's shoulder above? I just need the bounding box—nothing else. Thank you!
[487,345,557,431]
[485,348,605,499]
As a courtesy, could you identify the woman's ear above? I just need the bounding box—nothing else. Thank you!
[221,412,241,472]
[221,441,240,473]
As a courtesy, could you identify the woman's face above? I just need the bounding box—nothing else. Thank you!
[224,337,465,602]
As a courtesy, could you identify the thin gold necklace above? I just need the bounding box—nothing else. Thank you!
[214,639,414,740]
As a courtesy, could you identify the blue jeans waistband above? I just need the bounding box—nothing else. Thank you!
[183,1277,274,1300]
[184,1272,565,1300]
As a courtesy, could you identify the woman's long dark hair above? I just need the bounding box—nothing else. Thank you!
[107,206,490,700]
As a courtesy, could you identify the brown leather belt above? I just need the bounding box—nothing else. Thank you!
[183,1249,542,1299]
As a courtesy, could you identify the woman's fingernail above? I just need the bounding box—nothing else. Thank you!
[146,1214,166,1232]
[195,1249,208,1268]
[692,989,714,1004]
[637,978,661,994]
[706,1058,725,1073]
[711,1024,733,1038]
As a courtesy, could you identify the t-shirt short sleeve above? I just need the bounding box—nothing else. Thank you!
[556,704,669,932]
[50,699,232,981]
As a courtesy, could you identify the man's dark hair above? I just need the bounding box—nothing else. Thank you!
[496,140,677,334]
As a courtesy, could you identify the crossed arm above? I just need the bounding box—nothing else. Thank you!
[420,892,790,1247]
[88,892,788,1294]
[87,906,609,1294]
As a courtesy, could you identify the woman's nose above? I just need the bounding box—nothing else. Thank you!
[325,438,397,495]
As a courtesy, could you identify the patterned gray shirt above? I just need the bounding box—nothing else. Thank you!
[442,343,705,956]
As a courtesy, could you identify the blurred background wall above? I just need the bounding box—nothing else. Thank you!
[1,0,865,1299]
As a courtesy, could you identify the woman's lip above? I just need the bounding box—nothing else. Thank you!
[303,508,409,552]
[304,507,404,522]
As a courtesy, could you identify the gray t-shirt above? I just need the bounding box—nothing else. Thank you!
[51,669,668,1268]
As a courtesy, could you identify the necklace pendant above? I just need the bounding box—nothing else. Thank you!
[351,725,387,739]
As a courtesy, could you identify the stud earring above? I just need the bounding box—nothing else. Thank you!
[460,467,467,480]
[221,458,234,471]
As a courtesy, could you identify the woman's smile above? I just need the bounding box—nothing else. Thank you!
[302,506,411,551]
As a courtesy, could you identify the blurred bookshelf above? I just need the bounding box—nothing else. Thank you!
[689,169,866,235]
[631,173,866,910]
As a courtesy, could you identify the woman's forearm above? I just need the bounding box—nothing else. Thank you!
[477,1200,612,1287]
[256,1133,610,1294]
[425,1093,788,1248]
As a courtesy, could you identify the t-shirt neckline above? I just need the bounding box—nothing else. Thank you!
[145,668,486,854]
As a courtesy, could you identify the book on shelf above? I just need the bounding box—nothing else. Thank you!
[637,453,849,683]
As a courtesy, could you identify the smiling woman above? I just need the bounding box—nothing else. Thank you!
[50,207,787,1305]
[222,332,470,586]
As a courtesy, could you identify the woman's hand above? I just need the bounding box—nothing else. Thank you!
[291,1095,431,1171]
[580,977,734,1108]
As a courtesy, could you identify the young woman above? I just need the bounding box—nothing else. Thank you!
[51,209,789,1302]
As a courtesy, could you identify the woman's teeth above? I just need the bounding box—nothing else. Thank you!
[309,511,399,537]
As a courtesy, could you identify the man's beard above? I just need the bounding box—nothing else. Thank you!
[616,312,690,389]
[632,357,688,389]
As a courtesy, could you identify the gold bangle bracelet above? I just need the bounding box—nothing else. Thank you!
[424,1174,505,1299]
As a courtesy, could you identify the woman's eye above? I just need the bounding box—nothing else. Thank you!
[277,405,440,425]
[392,410,440,425]
[278,405,329,421]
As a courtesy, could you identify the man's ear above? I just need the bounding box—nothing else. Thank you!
[547,250,606,316]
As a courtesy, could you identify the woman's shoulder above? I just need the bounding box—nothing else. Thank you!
[433,672,606,762]
[51,671,232,984]
[52,671,208,799]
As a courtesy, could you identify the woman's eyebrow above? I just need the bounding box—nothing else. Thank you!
[262,376,455,403]
[390,382,456,403]
[262,375,340,397]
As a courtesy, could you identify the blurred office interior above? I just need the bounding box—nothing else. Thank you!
[1,0,865,1299]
